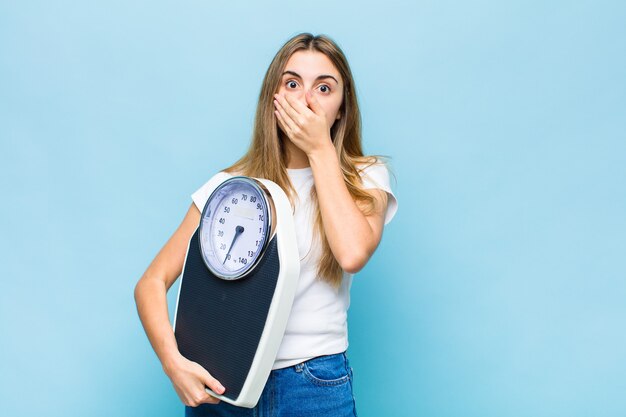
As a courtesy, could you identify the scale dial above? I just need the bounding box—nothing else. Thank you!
[199,176,274,280]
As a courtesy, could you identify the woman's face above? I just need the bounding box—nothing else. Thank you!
[277,50,344,129]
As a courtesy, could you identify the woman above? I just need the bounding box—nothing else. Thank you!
[135,32,398,416]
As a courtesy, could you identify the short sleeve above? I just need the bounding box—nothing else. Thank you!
[359,162,398,225]
[191,171,234,212]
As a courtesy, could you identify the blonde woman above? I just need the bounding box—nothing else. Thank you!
[135,32,398,416]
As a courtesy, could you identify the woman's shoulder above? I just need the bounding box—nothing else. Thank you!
[355,157,394,189]
[190,170,237,212]
[354,156,398,225]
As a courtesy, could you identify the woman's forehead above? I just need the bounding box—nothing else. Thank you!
[284,50,341,81]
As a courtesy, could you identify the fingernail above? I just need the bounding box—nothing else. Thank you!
[218,385,225,394]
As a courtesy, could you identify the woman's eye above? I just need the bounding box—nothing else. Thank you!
[287,80,298,88]
[319,85,331,93]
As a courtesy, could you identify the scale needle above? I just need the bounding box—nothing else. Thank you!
[223,225,245,264]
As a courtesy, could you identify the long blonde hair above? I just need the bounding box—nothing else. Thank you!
[223,32,386,289]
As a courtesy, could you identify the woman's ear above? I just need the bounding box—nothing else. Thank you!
[336,112,341,120]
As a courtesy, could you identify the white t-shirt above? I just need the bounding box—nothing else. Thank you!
[190,162,398,369]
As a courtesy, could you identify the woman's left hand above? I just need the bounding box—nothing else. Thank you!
[274,91,332,156]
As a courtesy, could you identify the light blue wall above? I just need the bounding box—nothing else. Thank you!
[1,1,625,416]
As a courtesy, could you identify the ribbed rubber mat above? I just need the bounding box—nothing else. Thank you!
[175,228,280,400]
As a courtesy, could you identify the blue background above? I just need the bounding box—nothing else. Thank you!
[1,1,625,416]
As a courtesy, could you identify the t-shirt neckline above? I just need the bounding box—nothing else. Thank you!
[286,166,313,177]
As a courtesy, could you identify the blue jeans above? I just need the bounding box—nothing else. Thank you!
[185,351,358,417]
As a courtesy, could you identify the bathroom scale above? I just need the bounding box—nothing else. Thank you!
[173,173,300,408]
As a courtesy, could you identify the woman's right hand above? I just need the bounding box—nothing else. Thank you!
[164,353,226,407]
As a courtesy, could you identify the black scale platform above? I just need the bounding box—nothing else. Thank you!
[174,228,280,399]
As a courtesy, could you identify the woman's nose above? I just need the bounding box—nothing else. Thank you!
[281,89,311,109]
[287,88,310,105]
[294,90,308,103]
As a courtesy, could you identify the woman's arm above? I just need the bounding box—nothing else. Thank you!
[308,147,388,274]
[134,203,225,406]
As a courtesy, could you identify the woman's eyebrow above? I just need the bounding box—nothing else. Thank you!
[282,70,339,84]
